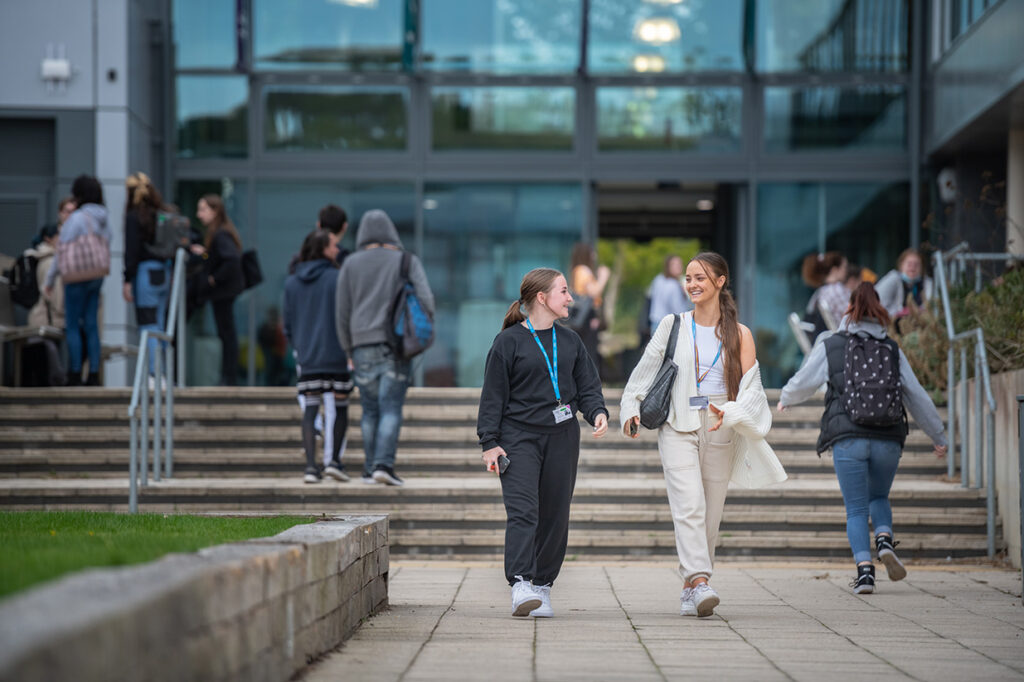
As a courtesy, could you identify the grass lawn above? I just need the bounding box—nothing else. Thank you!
[0,511,315,599]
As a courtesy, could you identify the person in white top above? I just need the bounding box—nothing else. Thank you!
[620,252,785,618]
[648,254,694,332]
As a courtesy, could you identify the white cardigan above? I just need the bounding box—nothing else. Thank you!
[621,313,787,489]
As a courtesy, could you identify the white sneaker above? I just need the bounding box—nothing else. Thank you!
[511,577,542,617]
[692,583,719,617]
[679,587,697,617]
[530,585,553,618]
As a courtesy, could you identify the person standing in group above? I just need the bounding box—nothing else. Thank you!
[44,175,111,386]
[284,230,352,484]
[478,268,609,618]
[335,209,434,487]
[290,205,353,469]
[874,248,934,321]
[801,251,850,339]
[57,196,76,228]
[25,224,65,386]
[568,242,610,372]
[621,252,782,618]
[778,282,947,594]
[648,254,693,333]
[191,194,244,386]
[122,173,172,378]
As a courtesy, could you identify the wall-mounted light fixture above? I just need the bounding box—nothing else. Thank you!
[41,43,72,93]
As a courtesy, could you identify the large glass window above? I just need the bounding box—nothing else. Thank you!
[588,0,744,73]
[431,87,575,151]
[754,182,909,386]
[176,76,248,158]
[597,87,742,152]
[173,0,237,69]
[253,0,405,71]
[264,86,408,152]
[421,0,581,73]
[763,85,906,152]
[757,0,909,72]
[422,184,583,386]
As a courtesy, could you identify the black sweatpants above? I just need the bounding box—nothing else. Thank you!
[211,297,238,386]
[499,420,581,587]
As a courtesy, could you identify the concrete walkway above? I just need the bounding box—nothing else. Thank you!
[303,562,1024,682]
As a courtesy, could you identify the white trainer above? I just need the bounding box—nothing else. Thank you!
[511,577,542,617]
[530,585,553,618]
[692,583,720,617]
[679,587,697,617]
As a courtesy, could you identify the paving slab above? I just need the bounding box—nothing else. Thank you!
[301,561,1024,682]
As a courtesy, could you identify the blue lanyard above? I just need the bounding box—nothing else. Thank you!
[691,313,722,389]
[525,319,561,404]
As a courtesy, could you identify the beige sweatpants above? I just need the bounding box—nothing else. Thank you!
[656,396,733,584]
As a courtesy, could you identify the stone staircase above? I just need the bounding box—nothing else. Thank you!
[0,387,997,562]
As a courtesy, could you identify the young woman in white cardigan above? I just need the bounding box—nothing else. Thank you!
[621,251,785,618]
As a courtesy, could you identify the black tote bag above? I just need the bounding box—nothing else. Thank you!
[638,314,681,430]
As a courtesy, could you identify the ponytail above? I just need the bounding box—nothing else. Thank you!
[691,251,742,401]
[502,300,526,330]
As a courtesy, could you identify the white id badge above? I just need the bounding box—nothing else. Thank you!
[553,404,573,424]
[689,396,709,411]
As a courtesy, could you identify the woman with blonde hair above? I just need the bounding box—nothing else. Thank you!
[477,268,608,618]
[192,194,244,385]
[621,252,784,617]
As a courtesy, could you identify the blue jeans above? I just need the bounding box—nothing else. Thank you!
[64,277,103,375]
[132,260,171,375]
[832,437,902,564]
[352,343,411,476]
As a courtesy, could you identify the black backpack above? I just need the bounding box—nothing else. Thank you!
[5,253,40,309]
[841,332,904,427]
[149,210,191,259]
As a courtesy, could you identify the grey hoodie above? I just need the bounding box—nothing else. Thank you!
[779,315,947,447]
[45,204,111,289]
[335,210,435,354]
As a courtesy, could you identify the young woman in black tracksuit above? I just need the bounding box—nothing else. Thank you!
[477,268,609,618]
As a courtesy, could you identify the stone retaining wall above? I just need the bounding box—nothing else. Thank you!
[0,515,388,682]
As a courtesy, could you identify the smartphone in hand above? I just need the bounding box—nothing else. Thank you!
[497,454,510,474]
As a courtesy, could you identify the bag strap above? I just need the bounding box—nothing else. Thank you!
[664,314,681,361]
[399,251,412,282]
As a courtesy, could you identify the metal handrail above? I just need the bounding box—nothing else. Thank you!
[127,248,187,513]
[932,245,1024,557]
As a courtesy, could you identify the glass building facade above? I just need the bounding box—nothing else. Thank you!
[171,0,918,387]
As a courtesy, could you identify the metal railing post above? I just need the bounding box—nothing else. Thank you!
[948,345,956,479]
[165,343,174,478]
[153,349,162,482]
[961,345,969,487]
[129,414,138,513]
[1017,396,1023,584]
[140,330,150,487]
[975,349,983,489]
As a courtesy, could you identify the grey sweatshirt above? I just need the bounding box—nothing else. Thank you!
[334,210,435,354]
[779,316,947,447]
[45,204,111,289]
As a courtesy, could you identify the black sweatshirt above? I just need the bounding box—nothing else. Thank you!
[123,211,163,284]
[477,322,608,451]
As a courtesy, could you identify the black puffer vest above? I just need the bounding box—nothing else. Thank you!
[817,333,908,454]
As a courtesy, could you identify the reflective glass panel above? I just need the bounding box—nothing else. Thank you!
[176,76,248,158]
[250,182,416,386]
[763,85,906,152]
[753,182,908,386]
[253,0,405,71]
[174,179,251,386]
[173,0,237,68]
[431,87,575,151]
[597,87,742,152]
[588,0,744,73]
[421,0,581,73]
[757,0,909,72]
[264,86,408,152]
[422,184,583,386]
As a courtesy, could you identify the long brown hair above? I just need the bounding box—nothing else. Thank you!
[801,251,845,288]
[200,194,242,250]
[570,242,596,271]
[502,268,563,330]
[846,282,891,327]
[691,252,741,401]
[125,172,164,242]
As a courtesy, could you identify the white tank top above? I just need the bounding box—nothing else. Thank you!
[692,313,727,396]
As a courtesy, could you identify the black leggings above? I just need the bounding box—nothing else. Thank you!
[498,420,581,587]
[211,297,238,386]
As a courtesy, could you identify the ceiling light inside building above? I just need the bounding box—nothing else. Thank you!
[632,54,666,73]
[634,17,681,45]
[644,0,684,4]
[328,0,378,7]
[423,199,439,210]
[696,199,714,211]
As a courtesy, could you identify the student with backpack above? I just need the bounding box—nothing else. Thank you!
[335,209,435,486]
[778,282,948,594]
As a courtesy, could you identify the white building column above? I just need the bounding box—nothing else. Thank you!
[1008,128,1024,256]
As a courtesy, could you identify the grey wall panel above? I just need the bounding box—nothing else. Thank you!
[55,110,96,182]
[0,118,56,176]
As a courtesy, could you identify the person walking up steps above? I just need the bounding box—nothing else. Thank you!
[778,282,947,594]
[284,230,352,484]
[621,252,784,618]
[477,268,609,618]
[336,209,434,487]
